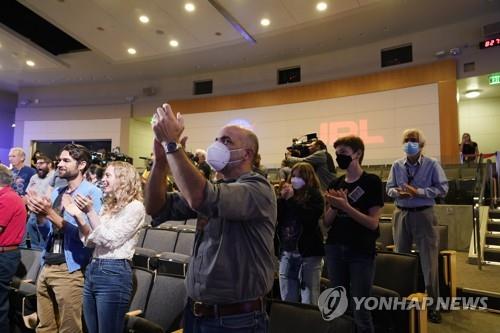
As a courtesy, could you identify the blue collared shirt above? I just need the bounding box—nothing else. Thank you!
[38,180,103,272]
[386,155,448,208]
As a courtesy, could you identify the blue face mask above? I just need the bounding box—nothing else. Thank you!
[403,142,420,156]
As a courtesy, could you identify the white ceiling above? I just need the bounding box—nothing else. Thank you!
[0,0,500,94]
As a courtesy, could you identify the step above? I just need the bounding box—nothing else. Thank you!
[483,248,500,263]
[485,232,500,246]
[489,209,500,219]
[487,220,500,232]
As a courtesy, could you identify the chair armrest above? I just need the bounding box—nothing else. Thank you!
[125,316,164,333]
[385,245,395,252]
[406,293,428,333]
[171,330,183,333]
[125,309,143,317]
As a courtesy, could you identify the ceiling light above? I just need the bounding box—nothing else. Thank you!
[169,40,179,47]
[260,18,270,26]
[26,60,35,67]
[127,48,137,55]
[11,123,16,128]
[139,15,150,24]
[316,2,328,11]
[185,3,196,12]
[464,90,481,98]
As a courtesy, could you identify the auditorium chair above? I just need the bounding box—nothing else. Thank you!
[174,229,196,256]
[127,267,155,317]
[125,272,186,333]
[140,227,179,253]
[268,299,354,333]
[371,251,427,333]
[185,218,197,226]
[11,248,43,289]
[133,247,159,270]
[376,222,393,252]
[156,252,190,277]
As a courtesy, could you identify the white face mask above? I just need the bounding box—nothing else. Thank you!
[206,141,244,172]
[290,177,306,190]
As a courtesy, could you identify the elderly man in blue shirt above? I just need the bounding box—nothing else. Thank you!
[386,128,448,324]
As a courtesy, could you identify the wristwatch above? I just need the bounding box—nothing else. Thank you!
[164,142,182,154]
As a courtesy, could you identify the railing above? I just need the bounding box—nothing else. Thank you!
[471,152,498,269]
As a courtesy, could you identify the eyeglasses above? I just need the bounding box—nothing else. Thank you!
[403,138,419,143]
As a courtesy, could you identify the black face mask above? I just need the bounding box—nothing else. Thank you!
[336,153,352,170]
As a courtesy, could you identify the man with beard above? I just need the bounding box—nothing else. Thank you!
[23,155,55,249]
[27,144,102,333]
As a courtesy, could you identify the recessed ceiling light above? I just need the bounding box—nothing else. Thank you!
[11,123,16,128]
[260,18,270,26]
[316,2,328,11]
[26,60,35,67]
[185,3,196,12]
[464,90,481,98]
[169,40,179,47]
[139,15,150,24]
[127,48,137,55]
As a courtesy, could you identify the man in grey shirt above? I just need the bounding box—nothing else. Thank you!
[286,140,336,190]
[145,103,276,333]
[23,155,55,249]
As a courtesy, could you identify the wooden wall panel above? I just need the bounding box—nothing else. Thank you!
[151,59,458,164]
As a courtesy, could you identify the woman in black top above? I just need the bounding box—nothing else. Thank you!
[323,135,383,333]
[459,133,479,163]
[277,162,325,304]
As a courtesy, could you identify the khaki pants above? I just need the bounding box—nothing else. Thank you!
[392,207,440,304]
[36,263,84,333]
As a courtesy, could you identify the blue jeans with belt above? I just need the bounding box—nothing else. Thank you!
[325,244,375,333]
[183,302,268,333]
[0,250,20,333]
[83,258,133,333]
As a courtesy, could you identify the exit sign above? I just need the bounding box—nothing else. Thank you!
[489,73,500,85]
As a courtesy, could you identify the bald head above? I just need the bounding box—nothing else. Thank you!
[222,125,259,158]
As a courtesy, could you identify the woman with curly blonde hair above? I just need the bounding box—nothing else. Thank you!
[64,161,145,333]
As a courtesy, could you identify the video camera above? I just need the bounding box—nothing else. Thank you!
[91,147,133,167]
[286,133,318,158]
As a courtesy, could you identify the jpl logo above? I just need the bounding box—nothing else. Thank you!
[319,119,384,145]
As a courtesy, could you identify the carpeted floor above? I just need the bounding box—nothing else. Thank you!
[427,251,500,332]
[455,251,500,293]
[429,309,500,333]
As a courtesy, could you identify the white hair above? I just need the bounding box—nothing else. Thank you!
[402,128,426,148]
[195,149,207,158]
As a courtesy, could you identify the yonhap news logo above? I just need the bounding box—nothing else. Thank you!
[318,287,488,321]
[317,286,349,321]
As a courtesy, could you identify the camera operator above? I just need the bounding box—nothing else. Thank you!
[286,140,336,190]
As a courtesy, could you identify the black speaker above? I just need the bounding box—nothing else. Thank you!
[277,66,301,85]
[381,44,412,68]
[193,80,213,95]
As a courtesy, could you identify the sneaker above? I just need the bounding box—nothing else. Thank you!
[428,309,442,324]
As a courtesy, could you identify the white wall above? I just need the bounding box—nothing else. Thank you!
[175,84,440,167]
[129,118,154,167]
[21,118,122,157]
[459,97,500,154]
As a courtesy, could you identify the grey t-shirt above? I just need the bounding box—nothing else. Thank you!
[26,170,55,197]
[153,171,277,304]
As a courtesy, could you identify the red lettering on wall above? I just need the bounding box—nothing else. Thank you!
[319,119,384,145]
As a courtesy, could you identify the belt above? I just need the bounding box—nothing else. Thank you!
[397,205,432,212]
[0,246,18,253]
[188,297,264,318]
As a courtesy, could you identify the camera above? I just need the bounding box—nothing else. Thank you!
[91,149,133,167]
[286,133,318,158]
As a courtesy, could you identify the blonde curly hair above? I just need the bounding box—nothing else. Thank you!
[102,161,143,215]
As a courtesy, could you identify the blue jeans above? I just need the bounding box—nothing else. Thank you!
[83,259,133,333]
[183,303,268,333]
[325,244,375,333]
[20,213,46,250]
[279,251,323,305]
[0,250,20,333]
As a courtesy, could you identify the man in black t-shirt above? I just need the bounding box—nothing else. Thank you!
[323,135,383,333]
